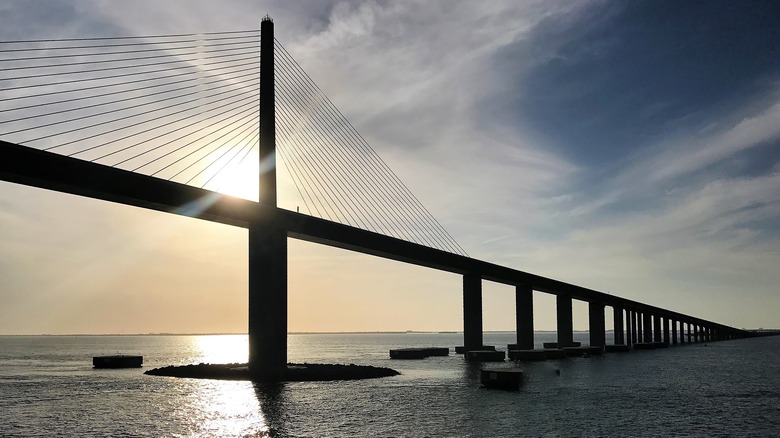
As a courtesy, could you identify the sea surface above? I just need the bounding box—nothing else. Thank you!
[1,332,778,437]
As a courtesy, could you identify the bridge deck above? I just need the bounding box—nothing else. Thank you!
[0,140,741,332]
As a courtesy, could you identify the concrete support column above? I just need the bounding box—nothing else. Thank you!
[556,294,574,348]
[672,319,678,345]
[663,317,670,345]
[694,325,699,342]
[589,301,606,348]
[613,305,625,345]
[258,18,277,207]
[626,309,633,346]
[636,311,643,343]
[653,314,662,342]
[643,312,653,343]
[630,311,638,344]
[248,224,288,375]
[463,273,483,351]
[515,284,534,350]
[248,17,286,377]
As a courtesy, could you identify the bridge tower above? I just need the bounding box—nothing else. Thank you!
[248,16,288,376]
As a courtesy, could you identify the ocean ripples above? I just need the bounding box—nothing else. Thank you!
[1,333,779,436]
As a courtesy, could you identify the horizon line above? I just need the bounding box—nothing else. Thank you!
[0,330,577,337]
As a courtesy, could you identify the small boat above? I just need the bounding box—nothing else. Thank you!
[93,354,143,369]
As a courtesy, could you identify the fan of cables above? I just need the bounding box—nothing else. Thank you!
[0,29,467,256]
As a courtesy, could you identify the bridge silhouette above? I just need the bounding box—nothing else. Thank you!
[0,18,749,376]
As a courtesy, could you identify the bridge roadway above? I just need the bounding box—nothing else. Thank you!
[0,140,748,370]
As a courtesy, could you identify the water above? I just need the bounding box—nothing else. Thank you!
[1,332,779,437]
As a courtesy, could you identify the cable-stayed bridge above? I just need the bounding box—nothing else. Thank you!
[0,19,750,375]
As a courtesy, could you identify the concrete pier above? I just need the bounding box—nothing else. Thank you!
[643,312,653,343]
[463,273,483,352]
[515,284,534,350]
[653,314,662,343]
[634,310,640,344]
[557,294,574,347]
[636,311,644,343]
[663,317,670,345]
[247,16,287,376]
[248,225,288,375]
[672,319,678,345]
[613,306,625,345]
[589,301,606,348]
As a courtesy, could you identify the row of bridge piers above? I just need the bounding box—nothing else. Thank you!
[463,274,745,352]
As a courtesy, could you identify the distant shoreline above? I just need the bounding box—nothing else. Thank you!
[2,330,568,337]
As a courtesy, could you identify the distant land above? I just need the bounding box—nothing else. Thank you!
[4,330,588,336]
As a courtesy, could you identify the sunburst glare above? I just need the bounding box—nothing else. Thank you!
[202,148,259,201]
[195,334,248,364]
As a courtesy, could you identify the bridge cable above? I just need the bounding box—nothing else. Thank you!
[169,114,259,182]
[110,96,258,170]
[275,41,466,254]
[274,69,392,236]
[0,29,259,45]
[274,41,456,251]
[274,56,425,242]
[276,108,357,226]
[4,76,258,134]
[274,41,462,253]
[200,130,259,189]
[86,95,258,163]
[0,39,258,62]
[0,66,259,115]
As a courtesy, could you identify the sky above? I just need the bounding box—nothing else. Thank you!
[1,0,779,334]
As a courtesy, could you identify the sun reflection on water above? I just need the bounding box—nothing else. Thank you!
[193,334,248,364]
[186,380,271,437]
[178,335,278,436]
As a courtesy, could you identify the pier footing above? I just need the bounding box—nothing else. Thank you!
[481,368,524,391]
[455,345,496,354]
[145,363,399,382]
[508,349,548,361]
[466,350,506,361]
[389,347,449,359]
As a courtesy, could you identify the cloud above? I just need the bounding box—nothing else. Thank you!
[1,0,779,333]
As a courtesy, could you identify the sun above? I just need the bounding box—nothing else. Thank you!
[204,148,259,201]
